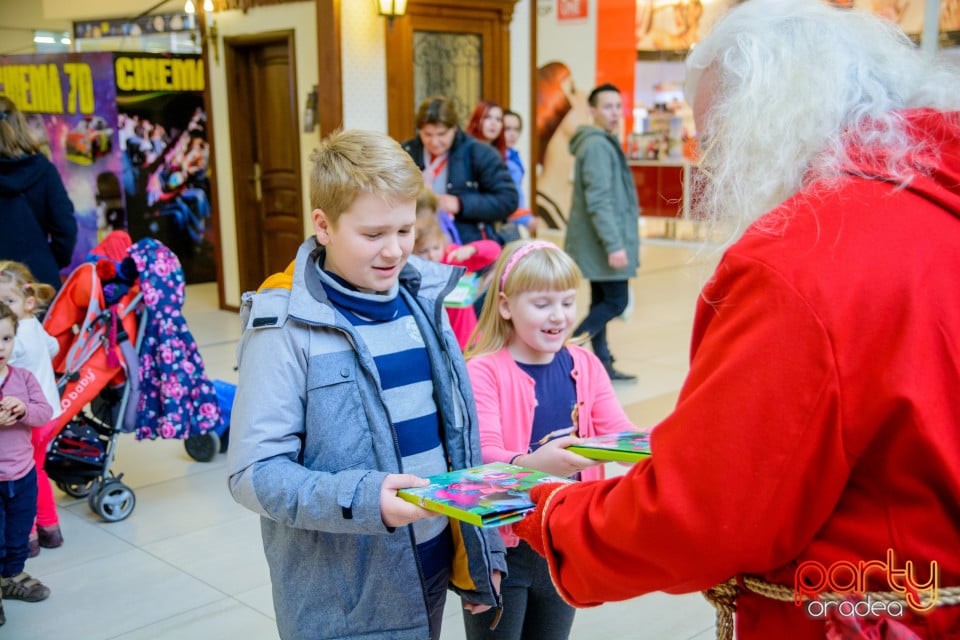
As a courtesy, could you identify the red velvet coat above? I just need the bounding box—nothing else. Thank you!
[527,110,960,639]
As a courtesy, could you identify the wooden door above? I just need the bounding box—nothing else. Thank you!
[385,0,519,140]
[225,33,304,295]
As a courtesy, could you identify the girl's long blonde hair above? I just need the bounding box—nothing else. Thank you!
[0,261,57,315]
[465,240,581,359]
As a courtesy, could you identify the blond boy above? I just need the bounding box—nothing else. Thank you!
[228,129,505,640]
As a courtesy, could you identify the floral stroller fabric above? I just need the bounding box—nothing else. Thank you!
[128,238,220,440]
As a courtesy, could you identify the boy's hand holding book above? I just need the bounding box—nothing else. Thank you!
[381,473,441,528]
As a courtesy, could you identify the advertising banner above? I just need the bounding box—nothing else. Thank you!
[0,52,214,283]
[0,52,122,274]
[114,52,214,283]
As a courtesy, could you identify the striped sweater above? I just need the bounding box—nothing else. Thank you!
[317,267,452,576]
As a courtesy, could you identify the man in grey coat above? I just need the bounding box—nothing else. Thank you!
[565,83,641,381]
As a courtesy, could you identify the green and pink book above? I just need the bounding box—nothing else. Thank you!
[566,430,652,462]
[397,462,573,528]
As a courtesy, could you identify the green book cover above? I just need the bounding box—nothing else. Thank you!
[567,431,652,462]
[443,273,480,308]
[397,462,572,528]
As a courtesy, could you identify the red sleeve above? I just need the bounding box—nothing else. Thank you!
[537,254,851,606]
[445,240,502,272]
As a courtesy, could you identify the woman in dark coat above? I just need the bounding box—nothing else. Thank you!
[0,97,76,290]
[401,96,518,245]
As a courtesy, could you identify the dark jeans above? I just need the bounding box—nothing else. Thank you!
[0,466,38,578]
[461,540,575,640]
[574,280,630,365]
[425,563,451,640]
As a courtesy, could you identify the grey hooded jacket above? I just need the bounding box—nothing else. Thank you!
[565,124,640,281]
[228,238,506,639]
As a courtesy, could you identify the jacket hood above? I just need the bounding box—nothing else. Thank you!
[845,109,960,219]
[0,154,48,197]
[263,237,463,325]
[569,124,613,156]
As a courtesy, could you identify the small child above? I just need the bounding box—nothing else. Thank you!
[417,187,461,247]
[415,191,501,350]
[227,129,505,640]
[0,300,54,626]
[461,240,639,640]
[0,262,63,557]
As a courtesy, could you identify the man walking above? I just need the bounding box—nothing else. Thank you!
[566,83,640,382]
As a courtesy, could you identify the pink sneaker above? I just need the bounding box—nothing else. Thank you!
[37,525,63,549]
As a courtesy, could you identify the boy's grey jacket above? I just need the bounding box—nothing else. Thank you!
[228,238,506,639]
[565,124,641,281]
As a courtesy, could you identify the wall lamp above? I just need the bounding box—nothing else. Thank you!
[185,0,220,64]
[376,0,408,28]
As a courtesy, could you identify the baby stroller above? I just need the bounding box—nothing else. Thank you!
[42,232,222,522]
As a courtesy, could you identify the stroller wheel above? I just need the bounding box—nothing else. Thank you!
[184,431,221,463]
[56,480,94,499]
[91,480,136,522]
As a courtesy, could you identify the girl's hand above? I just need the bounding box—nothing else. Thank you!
[379,473,439,528]
[0,396,25,424]
[448,245,478,264]
[0,400,23,426]
[513,436,601,478]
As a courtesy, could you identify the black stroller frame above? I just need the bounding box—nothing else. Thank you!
[45,293,147,523]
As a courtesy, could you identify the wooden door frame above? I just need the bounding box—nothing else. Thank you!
[315,0,343,136]
[223,29,301,296]
[384,0,518,141]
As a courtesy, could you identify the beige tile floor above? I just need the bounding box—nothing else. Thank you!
[8,240,721,640]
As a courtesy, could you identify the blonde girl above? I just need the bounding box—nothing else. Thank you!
[0,262,63,556]
[461,240,638,640]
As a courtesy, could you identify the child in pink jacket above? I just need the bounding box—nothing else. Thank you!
[460,240,640,640]
[414,191,500,350]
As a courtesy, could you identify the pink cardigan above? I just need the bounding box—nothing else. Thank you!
[466,344,636,546]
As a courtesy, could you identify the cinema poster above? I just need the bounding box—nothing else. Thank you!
[0,52,214,283]
[0,52,122,274]
[114,53,214,283]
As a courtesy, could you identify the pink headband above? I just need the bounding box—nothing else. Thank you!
[500,241,557,290]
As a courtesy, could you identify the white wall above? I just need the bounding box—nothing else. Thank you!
[208,1,319,307]
[340,3,388,132]
[1,0,71,55]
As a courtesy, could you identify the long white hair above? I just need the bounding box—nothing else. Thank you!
[685,0,960,247]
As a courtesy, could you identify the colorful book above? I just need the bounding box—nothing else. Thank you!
[443,273,481,308]
[566,431,652,462]
[397,462,573,528]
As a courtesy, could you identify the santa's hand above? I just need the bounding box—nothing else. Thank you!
[513,482,569,556]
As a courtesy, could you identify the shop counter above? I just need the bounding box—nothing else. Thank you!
[629,158,693,219]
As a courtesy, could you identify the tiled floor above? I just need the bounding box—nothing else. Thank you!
[9,239,721,640]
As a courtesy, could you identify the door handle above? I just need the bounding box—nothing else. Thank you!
[249,162,262,202]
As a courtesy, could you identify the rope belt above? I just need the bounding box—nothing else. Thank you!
[702,576,960,640]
